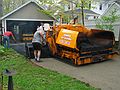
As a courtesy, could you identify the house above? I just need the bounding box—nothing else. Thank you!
[102,1,120,16]
[64,8,99,23]
[85,1,120,41]
[0,0,55,42]
[63,0,108,15]
[60,0,120,19]
[58,0,100,24]
[91,0,113,15]
[102,1,120,41]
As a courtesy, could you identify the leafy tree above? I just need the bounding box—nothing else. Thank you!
[38,0,68,23]
[96,9,119,31]
[38,0,93,25]
[59,0,93,25]
[3,0,28,15]
[38,0,64,13]
[96,9,120,51]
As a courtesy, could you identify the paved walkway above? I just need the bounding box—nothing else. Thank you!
[31,55,120,90]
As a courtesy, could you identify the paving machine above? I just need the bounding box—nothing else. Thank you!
[46,24,117,65]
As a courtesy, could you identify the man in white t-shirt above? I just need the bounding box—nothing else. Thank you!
[32,26,45,62]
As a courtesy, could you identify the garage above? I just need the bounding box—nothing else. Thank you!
[0,1,55,42]
[6,20,53,42]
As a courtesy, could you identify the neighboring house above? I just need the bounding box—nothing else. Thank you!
[102,1,120,16]
[78,9,100,21]
[60,0,119,20]
[0,1,55,42]
[85,1,120,41]
[59,1,76,11]
[102,1,120,41]
[91,0,111,15]
[91,0,120,15]
[64,8,99,22]
[58,1,100,23]
[59,0,100,23]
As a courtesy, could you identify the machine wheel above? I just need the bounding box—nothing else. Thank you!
[72,59,79,66]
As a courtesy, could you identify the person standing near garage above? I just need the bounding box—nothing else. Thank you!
[32,26,45,62]
[3,31,16,48]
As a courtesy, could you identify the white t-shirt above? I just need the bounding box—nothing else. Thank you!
[32,26,45,44]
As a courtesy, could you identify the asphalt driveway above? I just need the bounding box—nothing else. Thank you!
[10,43,120,90]
[32,55,120,90]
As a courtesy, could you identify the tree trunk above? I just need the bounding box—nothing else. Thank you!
[81,1,84,26]
[0,0,3,17]
[60,15,62,25]
[118,28,120,53]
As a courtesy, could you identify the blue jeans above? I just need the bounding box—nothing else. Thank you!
[3,36,10,48]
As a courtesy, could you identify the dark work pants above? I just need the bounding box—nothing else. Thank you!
[3,36,10,48]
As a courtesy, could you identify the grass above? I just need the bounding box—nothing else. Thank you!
[0,46,97,90]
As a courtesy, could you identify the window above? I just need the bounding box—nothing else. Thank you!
[89,1,91,9]
[68,5,70,9]
[108,4,111,8]
[99,4,102,10]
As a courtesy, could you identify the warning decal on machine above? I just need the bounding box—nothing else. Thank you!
[56,29,79,48]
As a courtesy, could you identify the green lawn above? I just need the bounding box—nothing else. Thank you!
[0,46,97,90]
